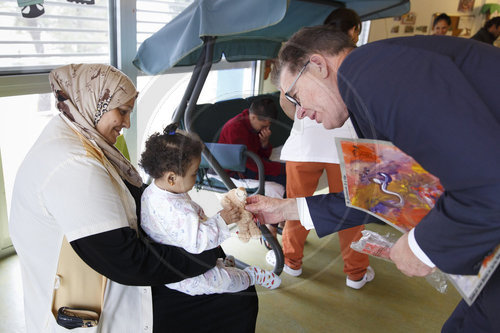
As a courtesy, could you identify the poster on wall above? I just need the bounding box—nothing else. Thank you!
[416,26,428,33]
[458,15,474,36]
[401,12,416,25]
[404,26,414,33]
[458,0,475,13]
[391,25,400,33]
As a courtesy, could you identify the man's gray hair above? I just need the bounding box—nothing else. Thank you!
[277,25,355,75]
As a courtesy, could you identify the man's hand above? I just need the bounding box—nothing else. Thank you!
[259,127,271,148]
[245,195,299,224]
[390,233,434,277]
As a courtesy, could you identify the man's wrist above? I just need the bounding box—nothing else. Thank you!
[296,198,314,230]
[281,198,300,221]
[408,229,435,268]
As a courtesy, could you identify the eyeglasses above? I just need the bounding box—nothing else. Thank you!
[284,60,310,107]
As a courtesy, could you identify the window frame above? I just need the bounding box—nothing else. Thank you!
[0,0,114,77]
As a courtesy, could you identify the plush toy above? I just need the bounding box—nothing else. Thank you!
[221,187,261,242]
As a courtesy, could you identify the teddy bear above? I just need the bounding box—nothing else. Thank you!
[220,187,261,242]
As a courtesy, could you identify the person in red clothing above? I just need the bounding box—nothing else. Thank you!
[218,98,286,187]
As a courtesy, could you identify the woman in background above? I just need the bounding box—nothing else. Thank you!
[432,13,451,35]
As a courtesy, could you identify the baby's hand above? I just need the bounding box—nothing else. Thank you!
[220,205,241,225]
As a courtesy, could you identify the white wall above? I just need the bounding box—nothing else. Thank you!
[0,149,13,258]
[368,0,494,43]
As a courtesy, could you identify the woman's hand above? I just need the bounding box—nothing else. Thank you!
[220,205,241,225]
[245,195,299,224]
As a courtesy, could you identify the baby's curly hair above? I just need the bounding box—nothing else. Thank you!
[140,123,203,179]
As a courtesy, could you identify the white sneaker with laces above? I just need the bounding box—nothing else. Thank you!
[283,264,302,277]
[265,250,302,277]
[265,250,276,265]
[346,266,375,289]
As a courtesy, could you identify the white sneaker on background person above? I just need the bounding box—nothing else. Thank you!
[266,250,302,277]
[346,266,375,290]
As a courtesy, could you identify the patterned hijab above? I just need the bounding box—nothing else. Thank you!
[49,64,142,187]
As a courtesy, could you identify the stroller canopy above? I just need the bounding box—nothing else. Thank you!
[133,0,410,75]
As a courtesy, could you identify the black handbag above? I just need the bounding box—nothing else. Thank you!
[56,307,98,329]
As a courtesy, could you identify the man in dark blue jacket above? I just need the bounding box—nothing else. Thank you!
[246,26,500,332]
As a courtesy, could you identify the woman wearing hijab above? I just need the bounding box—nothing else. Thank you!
[9,64,257,333]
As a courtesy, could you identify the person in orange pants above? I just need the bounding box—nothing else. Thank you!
[282,162,371,287]
[264,7,373,288]
[263,88,373,288]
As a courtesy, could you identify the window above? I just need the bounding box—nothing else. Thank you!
[0,0,110,74]
[134,1,257,163]
[137,61,256,174]
[136,0,193,48]
[358,21,371,46]
[0,92,57,257]
[0,93,57,218]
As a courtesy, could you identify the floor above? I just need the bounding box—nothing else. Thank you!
[223,222,462,333]
[0,253,26,333]
[0,222,462,333]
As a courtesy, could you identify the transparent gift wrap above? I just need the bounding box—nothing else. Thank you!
[351,229,448,293]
